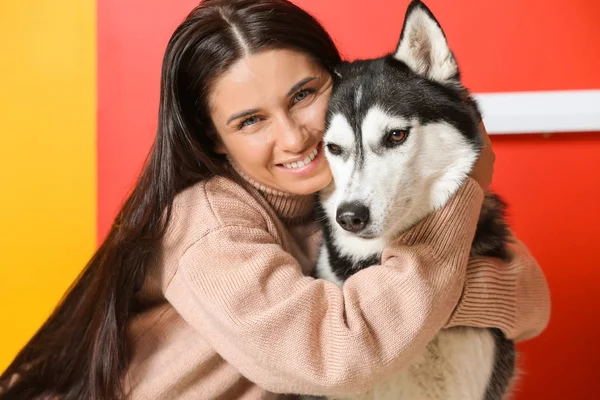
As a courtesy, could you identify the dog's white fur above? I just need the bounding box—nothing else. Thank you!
[328,328,497,400]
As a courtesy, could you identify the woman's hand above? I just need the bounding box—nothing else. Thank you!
[469,121,495,191]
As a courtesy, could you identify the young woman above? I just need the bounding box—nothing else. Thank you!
[0,0,550,399]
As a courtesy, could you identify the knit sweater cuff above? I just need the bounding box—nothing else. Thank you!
[445,241,551,341]
[445,257,518,335]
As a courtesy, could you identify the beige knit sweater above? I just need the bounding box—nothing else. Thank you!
[124,172,550,399]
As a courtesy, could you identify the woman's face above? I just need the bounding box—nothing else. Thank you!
[209,49,333,195]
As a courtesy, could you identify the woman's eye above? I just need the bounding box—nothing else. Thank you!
[292,89,314,105]
[239,116,260,129]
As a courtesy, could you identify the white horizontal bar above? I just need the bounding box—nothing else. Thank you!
[473,90,600,134]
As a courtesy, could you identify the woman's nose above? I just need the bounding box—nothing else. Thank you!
[275,114,310,153]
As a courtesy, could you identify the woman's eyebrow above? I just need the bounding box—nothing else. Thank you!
[227,108,259,126]
[286,76,317,96]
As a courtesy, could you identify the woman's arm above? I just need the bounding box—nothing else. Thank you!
[166,179,484,396]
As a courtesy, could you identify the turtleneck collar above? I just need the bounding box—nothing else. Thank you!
[228,158,315,223]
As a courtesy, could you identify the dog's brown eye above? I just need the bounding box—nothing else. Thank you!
[386,129,409,146]
[326,143,343,156]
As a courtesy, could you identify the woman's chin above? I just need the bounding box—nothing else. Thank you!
[283,169,332,195]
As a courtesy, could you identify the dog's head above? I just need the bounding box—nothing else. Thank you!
[321,0,482,241]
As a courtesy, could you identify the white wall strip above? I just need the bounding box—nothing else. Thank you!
[473,90,600,134]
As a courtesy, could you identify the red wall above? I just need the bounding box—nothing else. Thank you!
[491,133,599,397]
[98,1,600,398]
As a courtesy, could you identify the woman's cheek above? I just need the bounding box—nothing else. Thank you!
[299,96,329,134]
[244,133,274,164]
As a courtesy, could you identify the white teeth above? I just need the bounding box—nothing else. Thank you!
[282,147,319,169]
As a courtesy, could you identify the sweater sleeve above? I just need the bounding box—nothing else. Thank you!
[165,180,483,396]
[445,236,550,342]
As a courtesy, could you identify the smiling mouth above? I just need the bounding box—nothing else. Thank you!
[277,142,321,170]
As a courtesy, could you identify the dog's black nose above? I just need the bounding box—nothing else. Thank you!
[336,203,369,233]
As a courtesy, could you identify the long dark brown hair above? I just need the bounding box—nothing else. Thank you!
[0,1,341,398]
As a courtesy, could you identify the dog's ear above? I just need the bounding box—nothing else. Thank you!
[393,0,459,84]
[331,61,351,82]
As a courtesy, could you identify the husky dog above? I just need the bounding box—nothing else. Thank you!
[313,1,516,399]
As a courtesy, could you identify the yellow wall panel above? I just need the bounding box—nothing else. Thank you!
[0,0,96,370]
